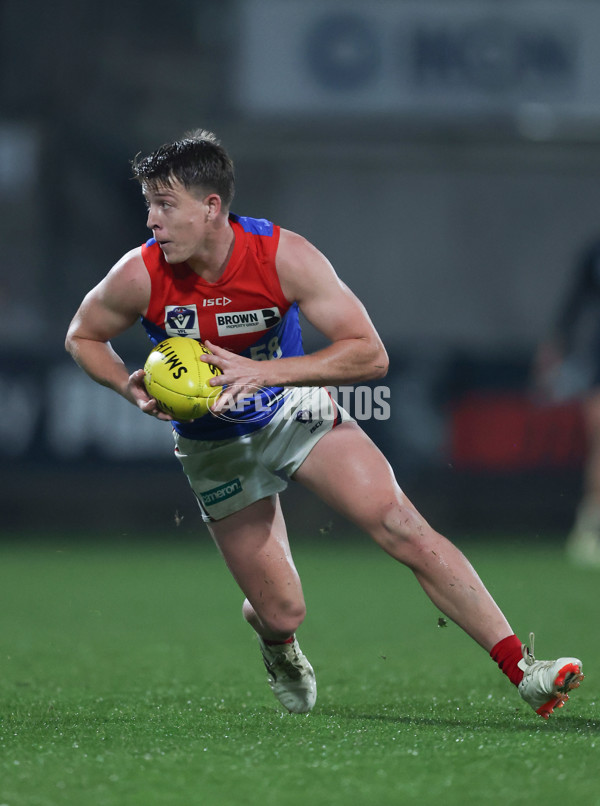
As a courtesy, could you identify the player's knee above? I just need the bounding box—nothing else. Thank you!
[243,597,306,639]
[375,501,430,557]
[271,598,306,638]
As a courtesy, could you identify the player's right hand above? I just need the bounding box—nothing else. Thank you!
[128,368,174,420]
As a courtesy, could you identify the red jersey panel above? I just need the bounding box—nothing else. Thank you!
[138,214,304,441]
[140,215,292,354]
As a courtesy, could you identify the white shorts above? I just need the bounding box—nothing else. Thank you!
[174,386,352,521]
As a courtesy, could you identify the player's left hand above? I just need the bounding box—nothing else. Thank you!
[201,340,268,414]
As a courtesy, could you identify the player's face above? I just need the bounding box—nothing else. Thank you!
[143,181,213,264]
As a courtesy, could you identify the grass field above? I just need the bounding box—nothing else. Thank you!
[0,532,598,806]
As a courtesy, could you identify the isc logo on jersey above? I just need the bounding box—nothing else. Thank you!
[203,297,231,307]
[165,305,201,338]
[216,308,281,336]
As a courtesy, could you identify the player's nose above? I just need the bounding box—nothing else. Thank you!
[146,208,160,231]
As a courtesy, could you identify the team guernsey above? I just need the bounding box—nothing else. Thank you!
[140,214,304,440]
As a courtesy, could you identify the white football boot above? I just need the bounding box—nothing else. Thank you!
[257,635,317,714]
[518,632,584,719]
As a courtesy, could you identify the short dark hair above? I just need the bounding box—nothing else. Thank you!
[132,129,235,207]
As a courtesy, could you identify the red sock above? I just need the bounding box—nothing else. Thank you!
[490,634,524,686]
[263,636,294,646]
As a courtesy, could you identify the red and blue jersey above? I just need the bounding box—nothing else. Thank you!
[140,214,304,439]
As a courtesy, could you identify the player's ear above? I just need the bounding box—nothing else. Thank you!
[204,193,222,221]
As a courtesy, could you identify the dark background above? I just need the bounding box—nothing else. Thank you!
[2,0,596,539]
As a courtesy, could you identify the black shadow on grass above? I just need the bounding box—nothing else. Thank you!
[315,707,600,734]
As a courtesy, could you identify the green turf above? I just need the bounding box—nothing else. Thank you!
[0,533,598,806]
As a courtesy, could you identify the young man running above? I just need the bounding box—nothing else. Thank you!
[66,130,583,718]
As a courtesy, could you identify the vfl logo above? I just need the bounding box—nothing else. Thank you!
[165,304,201,338]
[216,307,281,336]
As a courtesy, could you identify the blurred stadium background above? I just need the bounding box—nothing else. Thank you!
[2,0,598,538]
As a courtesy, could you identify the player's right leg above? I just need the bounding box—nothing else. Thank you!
[207,494,317,713]
[207,494,305,640]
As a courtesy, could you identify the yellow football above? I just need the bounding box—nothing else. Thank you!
[143,337,222,420]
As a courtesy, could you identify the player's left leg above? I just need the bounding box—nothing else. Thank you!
[292,420,583,717]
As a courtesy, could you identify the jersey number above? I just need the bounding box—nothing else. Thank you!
[250,336,282,361]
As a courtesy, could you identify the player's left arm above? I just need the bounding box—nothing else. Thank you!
[204,229,389,391]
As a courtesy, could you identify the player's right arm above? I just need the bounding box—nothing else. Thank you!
[65,248,167,417]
